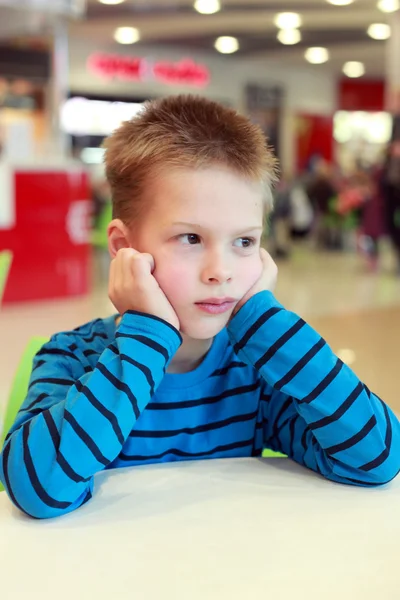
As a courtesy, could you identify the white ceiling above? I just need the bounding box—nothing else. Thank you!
[66,0,397,76]
[0,0,395,76]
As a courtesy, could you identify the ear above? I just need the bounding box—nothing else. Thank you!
[107,219,132,258]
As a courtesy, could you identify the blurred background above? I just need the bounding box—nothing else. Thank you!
[0,0,399,422]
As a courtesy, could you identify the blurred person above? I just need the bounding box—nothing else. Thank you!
[381,142,400,274]
[337,168,380,267]
[358,166,386,272]
[1,96,399,519]
[307,159,337,249]
[289,176,314,239]
[268,178,292,259]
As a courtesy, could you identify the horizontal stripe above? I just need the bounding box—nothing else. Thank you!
[96,362,140,419]
[147,382,260,411]
[124,310,182,342]
[275,338,326,391]
[108,344,155,395]
[64,410,110,467]
[22,392,50,413]
[301,359,343,405]
[31,360,46,373]
[2,440,36,518]
[43,411,90,484]
[129,409,258,438]
[83,349,99,358]
[82,332,108,344]
[233,307,282,354]
[211,361,247,377]
[23,422,72,510]
[120,438,253,462]
[75,380,125,445]
[115,332,169,362]
[255,320,306,371]
[36,348,80,362]
[325,415,377,456]
[260,392,272,404]
[341,475,390,487]
[359,400,392,472]
[309,381,363,431]
[28,377,74,391]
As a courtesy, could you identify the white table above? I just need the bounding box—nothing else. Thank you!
[1,458,399,600]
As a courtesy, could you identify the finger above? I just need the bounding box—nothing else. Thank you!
[139,252,155,273]
[129,252,153,283]
[116,248,136,289]
[260,248,276,269]
[259,247,271,267]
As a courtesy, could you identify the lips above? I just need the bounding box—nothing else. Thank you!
[195,298,237,315]
[196,297,236,305]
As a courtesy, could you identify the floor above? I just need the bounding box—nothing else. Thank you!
[1,245,399,420]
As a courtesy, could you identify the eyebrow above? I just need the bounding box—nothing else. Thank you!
[171,222,263,236]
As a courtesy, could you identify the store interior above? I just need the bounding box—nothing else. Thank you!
[1,2,400,592]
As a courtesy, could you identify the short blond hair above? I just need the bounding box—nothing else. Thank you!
[103,94,277,225]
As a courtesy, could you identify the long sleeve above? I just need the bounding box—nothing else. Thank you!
[0,311,181,519]
[227,291,400,486]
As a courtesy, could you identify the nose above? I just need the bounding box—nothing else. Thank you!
[200,249,232,284]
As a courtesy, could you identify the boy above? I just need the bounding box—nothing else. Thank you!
[1,95,399,520]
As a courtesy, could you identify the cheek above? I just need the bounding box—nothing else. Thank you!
[153,256,194,306]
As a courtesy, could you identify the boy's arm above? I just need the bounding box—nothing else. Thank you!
[227,291,400,486]
[0,312,181,519]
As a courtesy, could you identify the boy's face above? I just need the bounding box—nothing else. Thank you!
[131,167,265,340]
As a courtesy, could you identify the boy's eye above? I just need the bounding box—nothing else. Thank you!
[234,237,256,248]
[179,234,201,245]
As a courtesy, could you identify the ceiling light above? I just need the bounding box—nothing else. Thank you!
[343,61,365,78]
[326,0,354,5]
[305,47,330,64]
[114,27,140,44]
[274,12,302,30]
[377,0,400,12]
[99,0,126,4]
[214,36,239,54]
[194,0,221,14]
[367,23,391,39]
[277,29,302,45]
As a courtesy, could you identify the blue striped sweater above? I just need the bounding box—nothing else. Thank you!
[1,291,399,519]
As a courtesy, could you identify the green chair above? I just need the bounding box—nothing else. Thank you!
[262,449,287,458]
[92,202,112,250]
[0,332,285,493]
[0,250,12,304]
[0,336,48,492]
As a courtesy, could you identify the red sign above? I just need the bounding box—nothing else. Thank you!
[338,79,386,112]
[87,53,210,88]
[296,114,334,172]
[0,167,91,303]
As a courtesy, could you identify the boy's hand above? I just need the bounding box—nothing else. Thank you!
[233,248,278,316]
[109,248,180,331]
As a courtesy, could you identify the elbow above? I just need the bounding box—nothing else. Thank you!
[0,470,93,520]
[330,455,400,488]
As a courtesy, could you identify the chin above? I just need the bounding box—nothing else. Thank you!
[179,315,229,340]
